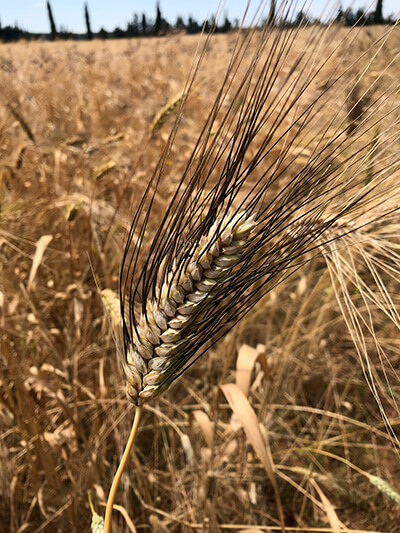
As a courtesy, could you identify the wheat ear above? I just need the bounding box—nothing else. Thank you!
[124,211,255,404]
[150,89,187,136]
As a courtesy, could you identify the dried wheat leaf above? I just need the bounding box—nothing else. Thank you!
[221,385,285,531]
[236,344,259,396]
[220,383,276,487]
[93,484,106,503]
[191,409,214,448]
[256,351,273,381]
[180,433,195,466]
[27,234,53,291]
[309,478,345,531]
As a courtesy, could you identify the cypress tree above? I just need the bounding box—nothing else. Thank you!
[85,3,92,40]
[141,13,147,35]
[46,1,57,40]
[175,16,185,31]
[374,0,384,24]
[222,15,232,33]
[154,2,162,35]
[335,4,344,23]
[187,16,200,34]
[267,0,276,25]
[127,14,139,37]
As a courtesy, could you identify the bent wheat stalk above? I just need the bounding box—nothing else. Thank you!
[104,1,400,529]
[103,406,142,533]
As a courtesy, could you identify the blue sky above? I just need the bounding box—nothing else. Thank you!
[1,1,398,33]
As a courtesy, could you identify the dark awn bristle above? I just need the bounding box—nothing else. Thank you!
[120,1,400,403]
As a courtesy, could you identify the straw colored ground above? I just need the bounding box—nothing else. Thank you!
[0,27,400,532]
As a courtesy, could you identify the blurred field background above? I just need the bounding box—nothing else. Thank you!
[1,26,400,532]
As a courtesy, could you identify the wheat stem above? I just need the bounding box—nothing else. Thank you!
[104,405,142,533]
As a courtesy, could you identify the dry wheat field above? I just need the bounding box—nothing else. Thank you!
[1,13,400,533]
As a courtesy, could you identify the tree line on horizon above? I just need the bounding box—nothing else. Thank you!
[0,0,394,43]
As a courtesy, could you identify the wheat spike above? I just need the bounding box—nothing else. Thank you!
[124,212,255,404]
[88,492,105,533]
[101,288,121,331]
[150,89,186,136]
[6,102,36,143]
[367,474,400,506]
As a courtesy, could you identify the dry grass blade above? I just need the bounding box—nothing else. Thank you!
[236,344,260,396]
[308,478,346,532]
[220,383,285,531]
[27,234,53,291]
[191,409,214,448]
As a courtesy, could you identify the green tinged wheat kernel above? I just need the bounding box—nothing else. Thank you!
[367,474,400,505]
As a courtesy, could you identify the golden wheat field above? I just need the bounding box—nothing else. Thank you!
[1,22,400,533]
